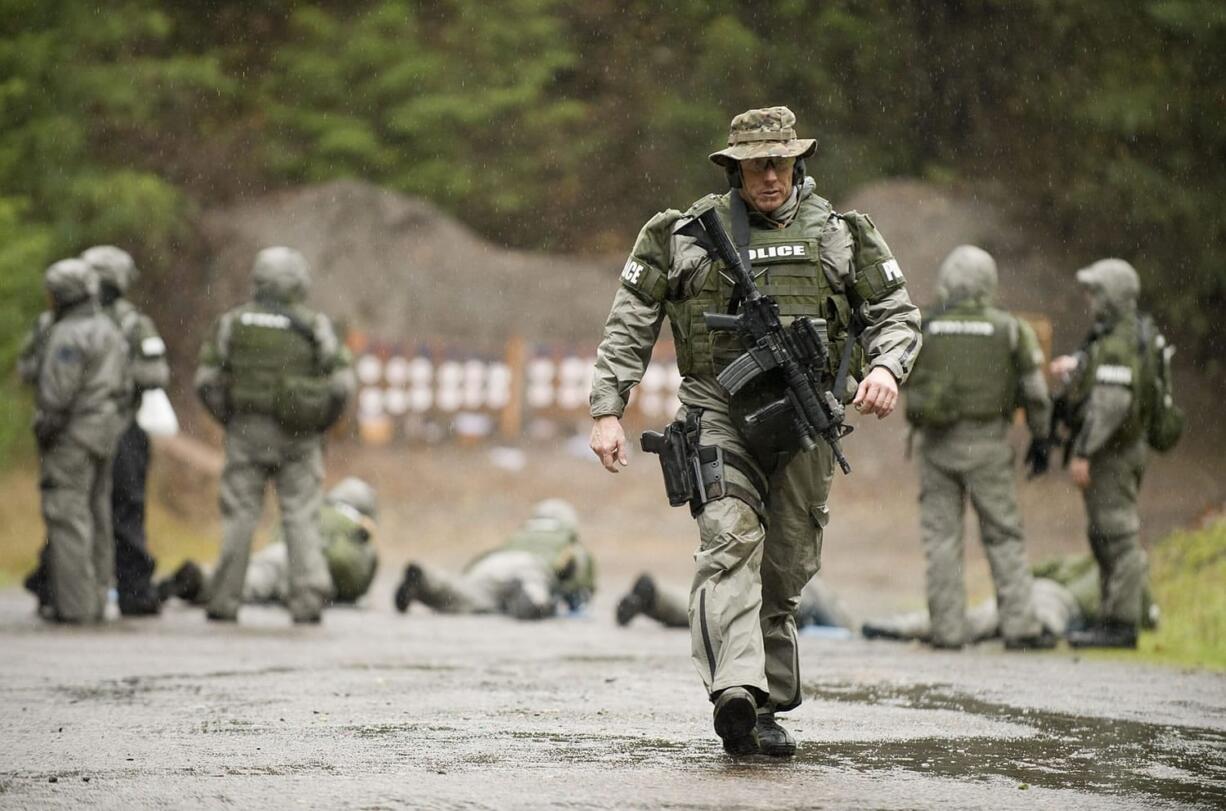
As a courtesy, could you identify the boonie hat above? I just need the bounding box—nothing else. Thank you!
[709,106,817,167]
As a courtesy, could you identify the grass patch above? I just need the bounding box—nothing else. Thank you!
[1134,518,1226,670]
[0,461,224,587]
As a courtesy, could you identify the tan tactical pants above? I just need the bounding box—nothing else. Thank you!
[689,408,832,712]
[1084,440,1147,626]
[40,438,114,623]
[207,416,331,622]
[918,421,1041,647]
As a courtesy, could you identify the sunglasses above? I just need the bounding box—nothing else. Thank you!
[742,156,796,174]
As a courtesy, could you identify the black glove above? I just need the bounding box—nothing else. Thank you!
[1024,437,1051,479]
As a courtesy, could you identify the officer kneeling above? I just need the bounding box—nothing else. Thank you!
[195,247,355,624]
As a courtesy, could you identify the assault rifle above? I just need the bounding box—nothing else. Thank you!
[677,208,853,473]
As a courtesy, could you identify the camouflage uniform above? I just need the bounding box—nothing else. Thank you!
[160,477,379,607]
[904,246,1052,648]
[1060,260,1150,646]
[195,247,355,623]
[617,573,855,632]
[32,260,130,623]
[590,108,920,725]
[395,499,596,620]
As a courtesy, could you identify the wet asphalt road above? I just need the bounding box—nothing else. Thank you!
[1,588,1223,810]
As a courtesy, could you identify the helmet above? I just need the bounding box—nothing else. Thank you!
[327,477,377,520]
[1076,258,1140,321]
[81,245,137,293]
[531,498,578,533]
[252,246,311,304]
[44,258,98,307]
[937,245,998,304]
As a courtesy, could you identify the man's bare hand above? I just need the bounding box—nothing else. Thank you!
[852,366,899,419]
[590,415,629,473]
[1069,457,1091,489]
[1050,355,1078,383]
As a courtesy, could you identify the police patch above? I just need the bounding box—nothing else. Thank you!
[882,258,904,282]
[928,321,995,336]
[141,336,166,357]
[1095,364,1133,386]
[238,312,292,330]
[747,244,808,263]
[621,259,645,285]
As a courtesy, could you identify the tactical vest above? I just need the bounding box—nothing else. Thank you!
[664,194,857,383]
[224,304,320,417]
[906,304,1019,427]
[497,526,596,595]
[1068,313,1147,446]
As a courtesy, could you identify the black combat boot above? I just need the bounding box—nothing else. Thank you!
[156,560,206,604]
[712,686,759,756]
[615,573,657,626]
[755,709,797,757]
[1068,620,1138,649]
[1004,630,1059,651]
[118,585,162,617]
[393,563,424,614]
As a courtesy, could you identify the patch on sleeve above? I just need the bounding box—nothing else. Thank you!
[881,258,904,283]
[54,346,80,364]
[141,336,166,357]
[619,256,668,303]
[1095,364,1133,386]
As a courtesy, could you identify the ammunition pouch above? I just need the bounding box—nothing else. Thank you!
[641,410,768,521]
[274,375,340,436]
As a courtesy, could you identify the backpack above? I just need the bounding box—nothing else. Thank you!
[1138,315,1184,452]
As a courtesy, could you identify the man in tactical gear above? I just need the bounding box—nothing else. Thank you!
[903,245,1053,650]
[861,554,1159,644]
[30,259,130,623]
[22,246,170,616]
[589,107,921,757]
[393,499,596,620]
[1050,259,1152,649]
[159,477,379,607]
[617,573,855,634]
[195,247,355,624]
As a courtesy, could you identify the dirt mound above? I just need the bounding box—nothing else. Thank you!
[197,179,621,351]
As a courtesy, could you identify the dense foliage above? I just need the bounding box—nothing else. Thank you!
[2,0,1223,460]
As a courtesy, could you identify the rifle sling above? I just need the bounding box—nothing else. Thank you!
[728,191,753,314]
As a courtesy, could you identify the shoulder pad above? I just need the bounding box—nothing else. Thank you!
[840,210,905,301]
[619,209,683,303]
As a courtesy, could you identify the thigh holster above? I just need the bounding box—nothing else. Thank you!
[641,410,768,522]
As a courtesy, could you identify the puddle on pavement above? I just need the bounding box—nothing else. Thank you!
[800,682,1226,806]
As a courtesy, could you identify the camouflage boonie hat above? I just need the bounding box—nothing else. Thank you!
[708,106,817,167]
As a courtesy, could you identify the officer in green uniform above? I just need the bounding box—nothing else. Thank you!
[393,499,596,620]
[31,259,130,623]
[195,247,355,624]
[589,107,921,756]
[904,245,1053,650]
[617,573,856,634]
[158,477,379,607]
[1050,259,1151,648]
[860,554,1159,643]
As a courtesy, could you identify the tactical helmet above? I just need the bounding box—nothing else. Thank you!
[327,477,378,520]
[1076,258,1140,320]
[532,498,579,533]
[252,246,311,304]
[81,245,137,293]
[937,245,998,305]
[44,258,98,307]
